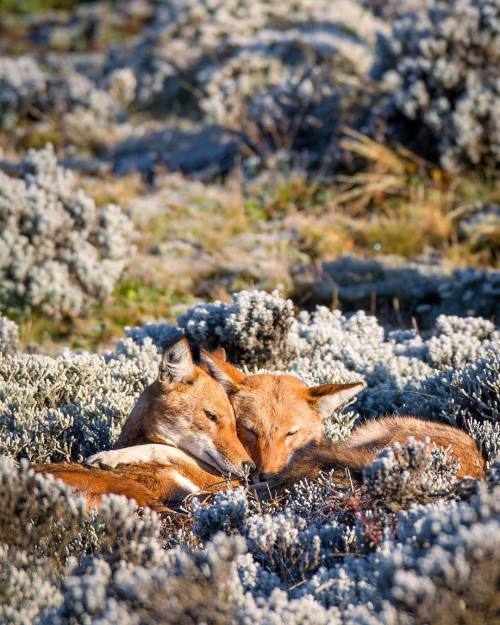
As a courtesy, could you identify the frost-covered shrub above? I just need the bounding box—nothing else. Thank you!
[0,457,87,569]
[0,543,62,625]
[288,303,499,423]
[198,37,367,167]
[0,457,165,569]
[0,56,48,129]
[363,439,459,510]
[0,313,18,355]
[193,488,249,541]
[373,0,500,171]
[0,56,129,132]
[106,0,385,112]
[48,534,246,625]
[179,289,296,367]
[403,354,500,460]
[299,483,500,618]
[201,58,347,165]
[102,0,385,170]
[0,145,134,318]
[0,457,168,623]
[0,342,157,463]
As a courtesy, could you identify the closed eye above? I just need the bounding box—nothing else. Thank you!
[204,410,219,423]
[286,429,300,437]
[241,425,257,437]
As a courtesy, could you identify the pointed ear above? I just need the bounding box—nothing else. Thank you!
[159,337,195,384]
[210,347,227,361]
[308,382,365,418]
[199,349,245,393]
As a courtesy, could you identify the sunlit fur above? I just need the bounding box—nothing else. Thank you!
[36,338,253,507]
[200,352,361,479]
[200,353,486,484]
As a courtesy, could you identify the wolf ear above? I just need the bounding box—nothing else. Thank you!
[209,347,227,361]
[200,349,245,393]
[308,382,365,418]
[159,337,195,384]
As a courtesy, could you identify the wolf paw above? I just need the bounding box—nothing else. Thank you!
[85,449,123,468]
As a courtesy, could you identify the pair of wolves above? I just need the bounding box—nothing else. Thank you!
[37,337,486,511]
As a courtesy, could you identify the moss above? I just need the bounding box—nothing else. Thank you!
[15,278,194,354]
[0,0,85,14]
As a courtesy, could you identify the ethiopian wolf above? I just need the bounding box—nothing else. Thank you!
[37,338,254,507]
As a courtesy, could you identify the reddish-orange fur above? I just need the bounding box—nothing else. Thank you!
[37,348,486,509]
[35,339,250,509]
[202,354,486,486]
[35,460,239,511]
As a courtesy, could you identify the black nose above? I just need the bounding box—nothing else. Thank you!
[242,460,256,473]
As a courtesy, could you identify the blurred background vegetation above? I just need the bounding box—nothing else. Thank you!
[0,0,498,352]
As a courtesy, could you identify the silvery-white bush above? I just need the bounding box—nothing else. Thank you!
[373,0,500,171]
[0,313,18,355]
[0,145,134,318]
[200,56,348,165]
[102,0,385,170]
[106,0,385,111]
[0,55,130,131]
[1,456,497,624]
[0,56,47,129]
[0,339,158,463]
[178,289,296,367]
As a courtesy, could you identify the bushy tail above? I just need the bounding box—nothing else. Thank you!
[259,441,377,494]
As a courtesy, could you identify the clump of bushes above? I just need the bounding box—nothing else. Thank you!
[0,56,132,131]
[0,145,134,318]
[0,56,47,129]
[302,255,500,326]
[373,0,500,171]
[103,0,383,170]
[178,289,297,367]
[0,313,18,355]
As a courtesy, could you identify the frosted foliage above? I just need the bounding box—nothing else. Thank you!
[106,0,386,110]
[0,288,498,623]
[0,313,18,355]
[200,57,345,162]
[193,488,249,540]
[287,306,499,428]
[363,439,460,509]
[0,343,157,463]
[178,289,296,367]
[102,0,385,165]
[2,455,498,624]
[0,56,47,128]
[0,55,129,129]
[0,145,134,318]
[312,256,500,325]
[374,0,500,170]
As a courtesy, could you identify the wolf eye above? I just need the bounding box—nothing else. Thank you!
[286,429,300,437]
[204,410,219,423]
